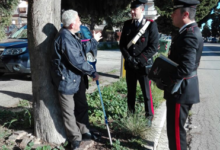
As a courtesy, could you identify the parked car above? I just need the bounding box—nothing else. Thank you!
[165,36,172,41]
[0,25,95,77]
[207,37,212,42]
[211,38,217,43]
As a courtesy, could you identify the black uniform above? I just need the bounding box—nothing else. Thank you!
[120,18,159,120]
[165,23,203,150]
[161,1,203,149]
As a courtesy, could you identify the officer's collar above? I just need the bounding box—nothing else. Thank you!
[135,14,144,24]
[63,28,81,41]
[179,21,195,33]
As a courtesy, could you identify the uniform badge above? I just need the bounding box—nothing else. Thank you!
[141,37,145,42]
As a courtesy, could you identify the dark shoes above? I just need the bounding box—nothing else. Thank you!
[71,132,100,149]
[71,141,81,150]
[82,132,99,141]
[82,132,92,141]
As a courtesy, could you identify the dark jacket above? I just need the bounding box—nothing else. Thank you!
[120,19,159,70]
[164,23,203,104]
[51,28,98,95]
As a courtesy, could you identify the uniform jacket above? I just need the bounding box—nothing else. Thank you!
[164,23,203,104]
[119,19,159,70]
[51,28,98,95]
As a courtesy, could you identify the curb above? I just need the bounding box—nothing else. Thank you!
[145,101,167,150]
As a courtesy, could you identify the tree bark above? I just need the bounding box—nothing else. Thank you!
[27,0,66,144]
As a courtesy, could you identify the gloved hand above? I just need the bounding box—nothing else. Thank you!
[126,56,139,69]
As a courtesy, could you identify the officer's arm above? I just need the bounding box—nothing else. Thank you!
[61,39,96,76]
[119,22,131,59]
[172,33,198,80]
[136,21,159,65]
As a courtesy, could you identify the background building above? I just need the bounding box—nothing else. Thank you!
[5,0,28,36]
[144,0,159,20]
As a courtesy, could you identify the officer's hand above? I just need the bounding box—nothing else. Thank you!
[93,31,103,42]
[93,72,99,81]
[126,56,139,69]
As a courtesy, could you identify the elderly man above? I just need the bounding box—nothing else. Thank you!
[156,0,203,149]
[119,0,159,126]
[51,10,102,149]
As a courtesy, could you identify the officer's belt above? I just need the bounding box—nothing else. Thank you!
[184,70,197,79]
[171,70,197,94]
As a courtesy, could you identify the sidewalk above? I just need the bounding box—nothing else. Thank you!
[144,101,167,150]
[86,49,122,94]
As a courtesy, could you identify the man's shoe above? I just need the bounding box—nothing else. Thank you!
[82,132,92,141]
[71,141,81,150]
[82,132,99,141]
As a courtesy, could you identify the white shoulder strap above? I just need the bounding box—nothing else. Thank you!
[127,20,151,49]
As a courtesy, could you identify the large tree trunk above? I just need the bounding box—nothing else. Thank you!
[27,0,66,144]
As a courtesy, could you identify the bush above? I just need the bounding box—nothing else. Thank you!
[87,78,164,124]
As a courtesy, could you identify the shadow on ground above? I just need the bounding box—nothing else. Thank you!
[0,90,32,102]
[0,73,31,81]
[98,72,120,79]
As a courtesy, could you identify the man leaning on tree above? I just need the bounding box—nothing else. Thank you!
[51,10,102,149]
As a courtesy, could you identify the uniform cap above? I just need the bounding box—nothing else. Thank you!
[130,0,147,9]
[173,0,200,9]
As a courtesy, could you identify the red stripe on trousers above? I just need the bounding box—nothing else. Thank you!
[175,103,181,150]
[149,80,154,115]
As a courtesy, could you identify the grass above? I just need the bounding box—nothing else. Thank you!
[0,126,13,150]
[188,110,193,116]
[109,69,118,74]
[0,77,164,149]
[17,99,31,107]
[0,109,33,130]
[114,112,151,138]
[0,126,11,139]
[87,78,164,149]
[87,78,164,123]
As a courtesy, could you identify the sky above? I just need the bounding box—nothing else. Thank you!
[201,2,220,30]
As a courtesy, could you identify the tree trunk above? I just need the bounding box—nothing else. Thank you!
[90,17,95,31]
[27,0,66,144]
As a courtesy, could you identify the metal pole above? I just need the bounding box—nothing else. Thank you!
[87,56,113,145]
[96,80,113,145]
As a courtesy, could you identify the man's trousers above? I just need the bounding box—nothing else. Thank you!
[126,68,154,117]
[58,78,89,142]
[166,100,192,150]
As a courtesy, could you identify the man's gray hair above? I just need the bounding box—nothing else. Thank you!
[62,10,78,28]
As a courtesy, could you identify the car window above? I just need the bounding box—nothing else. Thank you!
[10,25,27,39]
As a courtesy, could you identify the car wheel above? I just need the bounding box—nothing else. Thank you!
[0,72,4,76]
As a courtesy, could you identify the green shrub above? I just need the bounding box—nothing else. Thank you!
[87,78,164,124]
[114,111,151,138]
[0,109,33,129]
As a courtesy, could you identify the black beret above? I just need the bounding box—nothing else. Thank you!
[173,0,200,9]
[130,0,147,9]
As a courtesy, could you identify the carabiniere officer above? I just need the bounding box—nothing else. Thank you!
[156,0,203,149]
[119,0,159,126]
